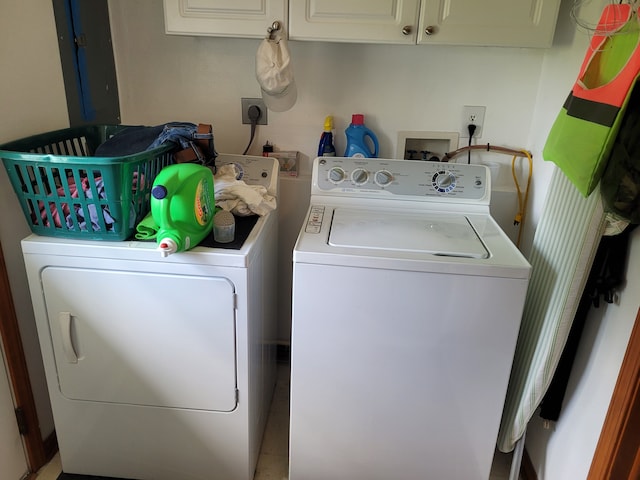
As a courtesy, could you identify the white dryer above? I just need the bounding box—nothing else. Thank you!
[290,157,531,480]
[22,155,279,480]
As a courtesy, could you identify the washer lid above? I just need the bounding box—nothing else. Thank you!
[328,208,489,259]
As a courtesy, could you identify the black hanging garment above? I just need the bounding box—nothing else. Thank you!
[600,79,640,223]
[539,224,636,422]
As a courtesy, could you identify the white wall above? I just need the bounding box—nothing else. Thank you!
[108,1,546,173]
[0,0,68,444]
[523,0,583,254]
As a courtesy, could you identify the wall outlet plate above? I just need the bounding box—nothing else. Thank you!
[460,105,485,138]
[396,131,459,161]
[241,98,267,125]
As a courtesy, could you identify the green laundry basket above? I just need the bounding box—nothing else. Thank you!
[0,125,173,241]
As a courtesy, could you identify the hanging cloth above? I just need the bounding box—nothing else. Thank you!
[543,4,640,197]
[538,224,636,422]
[600,77,640,224]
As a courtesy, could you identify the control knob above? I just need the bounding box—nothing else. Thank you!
[351,168,369,185]
[375,170,393,187]
[432,170,456,193]
[328,167,346,184]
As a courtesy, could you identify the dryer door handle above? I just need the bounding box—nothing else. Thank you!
[59,312,78,364]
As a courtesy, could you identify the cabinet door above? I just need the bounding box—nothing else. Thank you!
[164,0,287,38]
[418,0,561,47]
[289,0,421,44]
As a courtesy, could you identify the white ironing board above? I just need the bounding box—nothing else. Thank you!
[497,167,605,478]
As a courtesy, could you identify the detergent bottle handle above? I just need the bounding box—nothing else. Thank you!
[151,177,179,232]
[151,176,183,255]
[156,195,176,231]
[363,128,379,157]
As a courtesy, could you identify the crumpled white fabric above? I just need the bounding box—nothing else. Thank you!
[214,164,277,216]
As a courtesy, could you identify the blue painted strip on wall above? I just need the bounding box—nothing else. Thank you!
[65,0,96,122]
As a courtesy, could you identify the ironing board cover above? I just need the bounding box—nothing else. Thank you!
[497,167,605,452]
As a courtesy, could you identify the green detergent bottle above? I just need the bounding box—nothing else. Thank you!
[150,163,215,257]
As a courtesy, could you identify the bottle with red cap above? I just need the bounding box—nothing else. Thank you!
[344,114,379,158]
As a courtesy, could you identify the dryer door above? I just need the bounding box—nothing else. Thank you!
[41,267,237,411]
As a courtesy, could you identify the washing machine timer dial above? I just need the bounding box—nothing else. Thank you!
[375,169,393,187]
[432,170,457,193]
[351,168,369,185]
[328,167,346,184]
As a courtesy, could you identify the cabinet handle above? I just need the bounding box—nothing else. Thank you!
[402,25,412,35]
[425,26,436,36]
[59,312,78,364]
[267,20,281,40]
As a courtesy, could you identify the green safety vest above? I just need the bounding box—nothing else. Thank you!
[543,4,640,197]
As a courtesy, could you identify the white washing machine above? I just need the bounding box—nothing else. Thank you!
[22,155,279,480]
[290,157,531,480]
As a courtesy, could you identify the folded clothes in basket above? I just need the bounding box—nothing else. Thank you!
[39,175,138,232]
[39,176,112,231]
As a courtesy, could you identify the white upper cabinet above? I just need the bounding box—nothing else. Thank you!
[163,0,561,47]
[289,0,421,44]
[289,0,561,47]
[418,0,562,47]
[164,0,287,38]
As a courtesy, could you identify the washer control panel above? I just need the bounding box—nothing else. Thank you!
[316,157,489,200]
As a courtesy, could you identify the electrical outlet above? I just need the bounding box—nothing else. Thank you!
[241,98,268,125]
[460,106,485,138]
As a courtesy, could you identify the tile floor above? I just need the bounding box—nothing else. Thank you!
[35,364,516,480]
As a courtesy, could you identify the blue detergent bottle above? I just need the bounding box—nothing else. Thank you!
[344,114,379,158]
[317,116,336,157]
